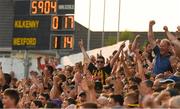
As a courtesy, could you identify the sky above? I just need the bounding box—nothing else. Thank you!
[75,0,180,31]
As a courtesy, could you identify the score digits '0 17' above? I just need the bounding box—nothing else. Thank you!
[51,15,74,31]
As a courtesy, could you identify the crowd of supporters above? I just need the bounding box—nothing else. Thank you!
[0,20,180,108]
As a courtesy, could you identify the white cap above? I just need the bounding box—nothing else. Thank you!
[55,64,64,69]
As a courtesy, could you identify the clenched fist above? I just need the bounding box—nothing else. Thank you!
[149,20,155,26]
[177,26,180,32]
[163,26,168,32]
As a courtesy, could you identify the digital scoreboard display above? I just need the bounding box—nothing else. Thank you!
[12,0,75,50]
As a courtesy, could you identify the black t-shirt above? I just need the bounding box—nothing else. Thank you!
[88,63,112,84]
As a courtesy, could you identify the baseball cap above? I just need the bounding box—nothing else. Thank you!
[159,78,175,84]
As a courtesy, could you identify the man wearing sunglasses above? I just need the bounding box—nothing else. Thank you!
[79,40,125,84]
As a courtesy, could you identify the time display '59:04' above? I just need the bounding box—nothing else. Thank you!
[31,0,57,15]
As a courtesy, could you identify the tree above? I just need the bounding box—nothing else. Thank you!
[104,31,134,46]
[119,31,134,41]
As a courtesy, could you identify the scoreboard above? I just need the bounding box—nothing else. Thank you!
[12,0,75,50]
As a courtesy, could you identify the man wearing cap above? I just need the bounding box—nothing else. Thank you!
[169,71,180,82]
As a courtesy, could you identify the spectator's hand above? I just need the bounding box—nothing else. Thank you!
[30,71,38,79]
[18,97,25,108]
[81,75,94,92]
[119,41,126,51]
[177,26,180,32]
[81,79,89,92]
[163,26,168,32]
[135,49,141,59]
[149,20,155,26]
[43,67,50,78]
[78,39,84,48]
[30,84,38,94]
[124,50,128,57]
[74,72,82,85]
[142,51,148,59]
[120,51,125,62]
[53,75,60,85]
[135,34,141,39]
[31,74,38,85]
[113,76,124,94]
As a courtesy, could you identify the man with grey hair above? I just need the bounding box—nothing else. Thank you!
[148,20,173,75]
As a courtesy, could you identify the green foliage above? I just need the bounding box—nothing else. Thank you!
[104,36,116,46]
[119,31,134,41]
[104,31,134,46]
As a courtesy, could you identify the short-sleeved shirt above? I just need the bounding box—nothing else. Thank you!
[153,46,172,75]
[88,63,112,84]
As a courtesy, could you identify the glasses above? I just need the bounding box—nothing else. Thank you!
[97,61,104,64]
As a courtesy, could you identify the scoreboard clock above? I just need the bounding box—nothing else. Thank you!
[12,0,75,50]
[30,0,57,15]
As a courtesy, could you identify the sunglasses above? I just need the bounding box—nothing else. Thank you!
[97,61,104,63]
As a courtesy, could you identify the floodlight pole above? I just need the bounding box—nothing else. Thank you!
[87,0,91,51]
[117,0,121,43]
[102,0,106,47]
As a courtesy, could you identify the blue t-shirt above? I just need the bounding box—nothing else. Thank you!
[153,46,172,75]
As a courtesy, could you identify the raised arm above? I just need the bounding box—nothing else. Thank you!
[135,50,145,80]
[79,40,91,64]
[164,26,180,58]
[80,74,96,102]
[110,41,125,67]
[50,76,61,99]
[131,35,140,52]
[163,26,177,41]
[121,51,132,78]
[148,20,156,48]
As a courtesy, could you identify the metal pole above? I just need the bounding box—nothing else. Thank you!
[117,0,121,43]
[56,50,60,59]
[10,54,13,72]
[55,50,61,64]
[87,0,91,50]
[24,50,29,78]
[102,0,106,47]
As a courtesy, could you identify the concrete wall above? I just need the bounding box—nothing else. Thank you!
[0,57,39,80]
